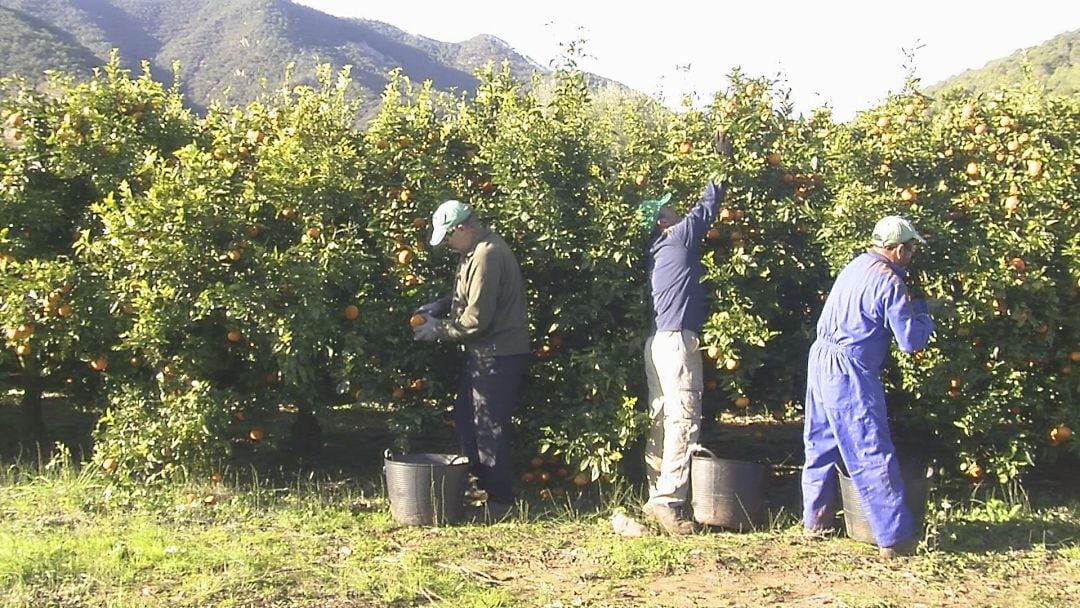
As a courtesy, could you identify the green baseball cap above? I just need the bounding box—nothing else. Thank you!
[638,193,672,231]
[871,215,926,247]
[430,199,473,246]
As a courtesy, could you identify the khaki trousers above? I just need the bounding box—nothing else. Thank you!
[644,330,703,508]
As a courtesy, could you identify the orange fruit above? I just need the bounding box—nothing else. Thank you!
[734,396,750,408]
[1051,425,1072,442]
[15,344,31,356]
[678,141,693,154]
[210,472,223,483]
[705,346,721,360]
[306,227,321,239]
[409,378,424,392]
[1070,351,1080,363]
[101,457,118,472]
[765,152,781,165]
[572,473,589,488]
[722,357,740,372]
[89,356,108,372]
[343,304,360,321]
[706,227,721,240]
[226,329,242,343]
[900,188,916,203]
[248,428,264,442]
[634,173,648,187]
[396,249,414,265]
[718,208,734,222]
[226,249,242,262]
[390,387,406,400]
[530,456,545,468]
[408,313,427,329]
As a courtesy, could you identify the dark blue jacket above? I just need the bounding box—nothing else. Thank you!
[647,180,726,333]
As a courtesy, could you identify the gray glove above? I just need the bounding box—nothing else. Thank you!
[415,299,450,318]
[926,298,956,319]
[712,128,733,158]
[412,313,438,341]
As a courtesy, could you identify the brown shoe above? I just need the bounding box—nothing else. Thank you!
[802,526,839,541]
[879,537,918,559]
[643,502,696,535]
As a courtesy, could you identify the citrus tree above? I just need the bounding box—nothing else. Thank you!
[819,82,1079,480]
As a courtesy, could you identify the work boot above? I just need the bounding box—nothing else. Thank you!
[643,502,696,535]
[802,526,839,541]
[879,537,918,559]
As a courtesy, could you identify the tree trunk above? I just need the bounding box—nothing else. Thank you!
[20,356,45,443]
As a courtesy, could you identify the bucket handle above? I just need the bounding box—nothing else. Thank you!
[384,449,394,461]
[690,444,719,460]
[449,454,469,465]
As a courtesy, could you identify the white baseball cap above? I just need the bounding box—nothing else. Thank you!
[429,199,472,246]
[871,216,926,247]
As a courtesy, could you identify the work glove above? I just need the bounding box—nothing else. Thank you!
[412,313,438,342]
[925,298,956,319]
[712,128,733,158]
[414,299,450,318]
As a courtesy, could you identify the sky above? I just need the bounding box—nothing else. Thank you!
[293,1,1080,121]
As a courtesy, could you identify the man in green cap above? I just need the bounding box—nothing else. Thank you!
[413,199,530,519]
[640,130,732,534]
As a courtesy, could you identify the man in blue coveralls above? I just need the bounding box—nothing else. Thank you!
[801,215,935,559]
[638,130,732,535]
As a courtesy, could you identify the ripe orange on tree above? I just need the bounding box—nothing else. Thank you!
[408,313,427,329]
[572,473,590,488]
[396,249,414,265]
[89,356,108,372]
[248,428,264,442]
[226,329,242,343]
[343,304,360,321]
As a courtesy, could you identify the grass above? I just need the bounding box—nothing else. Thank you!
[0,450,1078,608]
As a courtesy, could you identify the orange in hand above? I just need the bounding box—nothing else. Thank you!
[409,313,427,329]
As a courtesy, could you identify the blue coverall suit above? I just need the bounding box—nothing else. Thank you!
[801,251,934,548]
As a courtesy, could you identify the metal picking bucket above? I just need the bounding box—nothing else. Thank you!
[837,462,933,545]
[384,451,470,526]
[690,445,769,531]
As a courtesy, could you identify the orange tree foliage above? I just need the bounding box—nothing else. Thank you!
[1,60,1076,485]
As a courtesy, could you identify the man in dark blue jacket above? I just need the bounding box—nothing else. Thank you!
[802,215,935,558]
[639,132,731,534]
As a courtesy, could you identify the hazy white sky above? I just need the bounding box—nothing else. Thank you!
[294,1,1079,120]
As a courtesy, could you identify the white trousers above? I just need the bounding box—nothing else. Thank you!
[644,330,703,508]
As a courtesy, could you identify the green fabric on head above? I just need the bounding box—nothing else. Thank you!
[638,192,672,231]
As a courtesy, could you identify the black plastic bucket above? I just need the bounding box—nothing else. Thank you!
[384,451,470,526]
[837,462,933,545]
[690,446,769,531]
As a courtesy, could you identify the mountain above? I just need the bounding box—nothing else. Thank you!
[925,29,1080,99]
[0,0,559,116]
